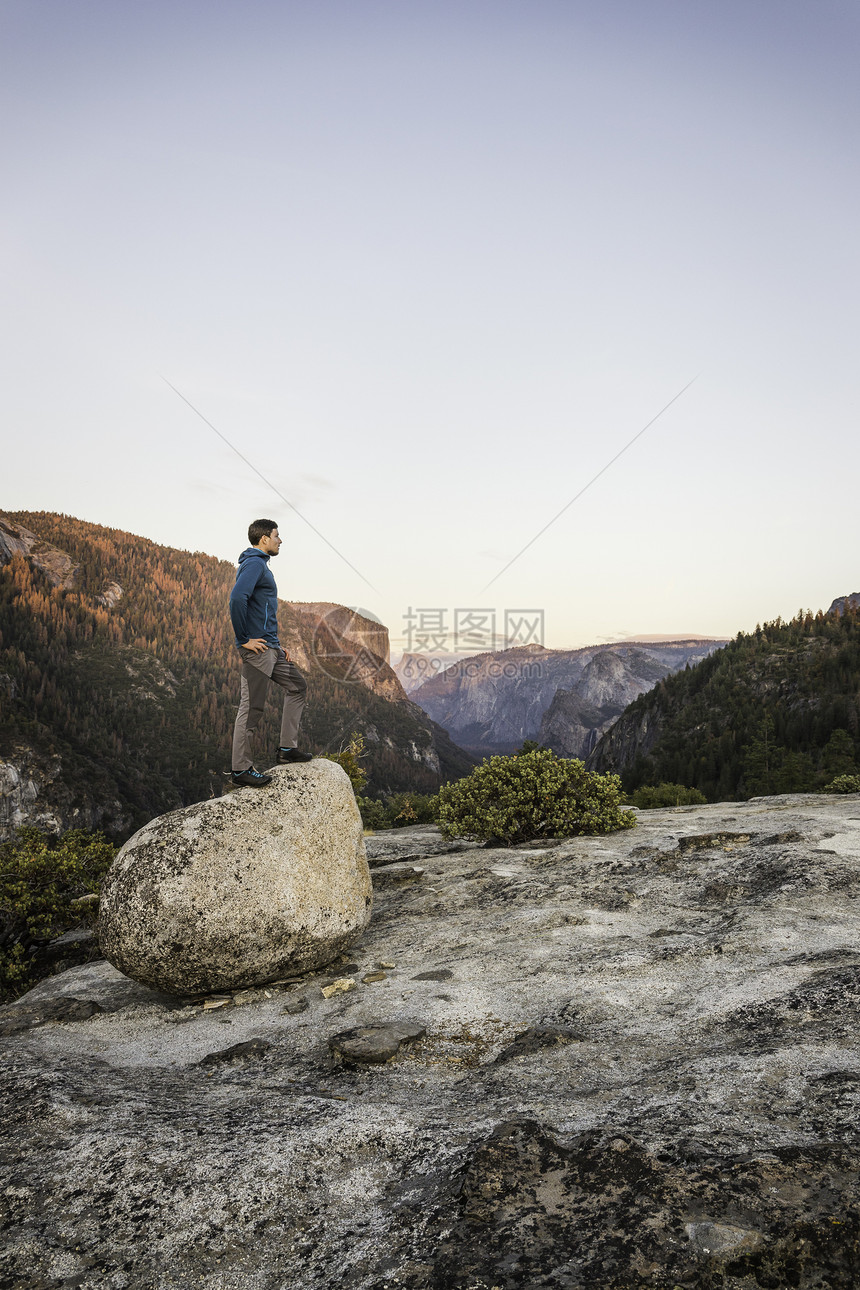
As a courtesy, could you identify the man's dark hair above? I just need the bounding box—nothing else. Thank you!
[248,518,278,546]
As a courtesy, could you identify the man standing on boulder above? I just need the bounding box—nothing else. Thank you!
[229,519,312,787]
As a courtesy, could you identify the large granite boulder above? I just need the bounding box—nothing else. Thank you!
[98,759,371,994]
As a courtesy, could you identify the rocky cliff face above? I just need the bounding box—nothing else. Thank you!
[538,647,670,758]
[538,690,616,759]
[291,602,391,665]
[585,699,666,773]
[2,793,859,1287]
[0,515,79,589]
[0,746,132,839]
[0,751,63,836]
[411,639,726,757]
[96,580,123,609]
[287,603,408,705]
[828,592,860,616]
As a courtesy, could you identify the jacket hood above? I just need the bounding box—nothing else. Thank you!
[237,547,269,566]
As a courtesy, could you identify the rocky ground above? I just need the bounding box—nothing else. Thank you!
[2,794,860,1288]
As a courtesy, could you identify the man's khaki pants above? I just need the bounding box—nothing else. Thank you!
[232,646,307,772]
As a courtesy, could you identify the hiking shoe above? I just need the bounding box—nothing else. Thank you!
[277,747,313,764]
[231,767,273,787]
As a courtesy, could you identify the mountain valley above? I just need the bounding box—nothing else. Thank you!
[408,638,727,758]
[0,513,475,840]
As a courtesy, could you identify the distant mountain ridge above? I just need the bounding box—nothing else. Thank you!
[395,651,464,694]
[408,638,728,757]
[0,512,475,839]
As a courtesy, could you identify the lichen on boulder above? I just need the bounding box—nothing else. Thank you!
[98,759,371,994]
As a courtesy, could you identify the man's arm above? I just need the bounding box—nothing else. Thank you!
[229,561,265,646]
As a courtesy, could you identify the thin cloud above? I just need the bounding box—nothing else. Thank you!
[164,378,379,593]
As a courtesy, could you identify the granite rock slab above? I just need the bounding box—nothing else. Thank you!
[2,794,860,1287]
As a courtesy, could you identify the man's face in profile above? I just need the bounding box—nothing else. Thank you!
[259,528,282,556]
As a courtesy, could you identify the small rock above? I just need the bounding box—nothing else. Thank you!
[685,1221,764,1257]
[49,925,97,942]
[377,961,396,969]
[362,972,386,983]
[0,996,104,1037]
[283,996,310,1015]
[493,1027,583,1064]
[30,926,101,977]
[321,978,356,999]
[329,1022,426,1064]
[371,863,425,884]
[198,1038,271,1067]
[412,969,454,982]
[56,996,106,1023]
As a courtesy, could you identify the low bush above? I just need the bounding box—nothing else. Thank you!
[322,734,438,830]
[436,748,636,845]
[357,792,438,831]
[0,828,117,999]
[356,795,391,831]
[631,782,708,809]
[320,732,368,795]
[824,774,860,794]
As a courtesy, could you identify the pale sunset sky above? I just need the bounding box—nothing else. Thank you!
[2,0,858,654]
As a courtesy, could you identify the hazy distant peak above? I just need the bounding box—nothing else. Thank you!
[614,633,727,643]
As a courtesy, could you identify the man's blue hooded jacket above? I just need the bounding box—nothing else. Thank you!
[229,548,281,648]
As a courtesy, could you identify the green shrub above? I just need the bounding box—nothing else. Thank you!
[320,731,368,795]
[824,774,860,794]
[357,791,438,831]
[436,748,636,845]
[386,792,438,826]
[356,795,391,831]
[0,827,117,999]
[631,782,708,809]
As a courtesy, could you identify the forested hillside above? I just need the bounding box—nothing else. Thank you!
[0,512,474,837]
[588,608,860,799]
